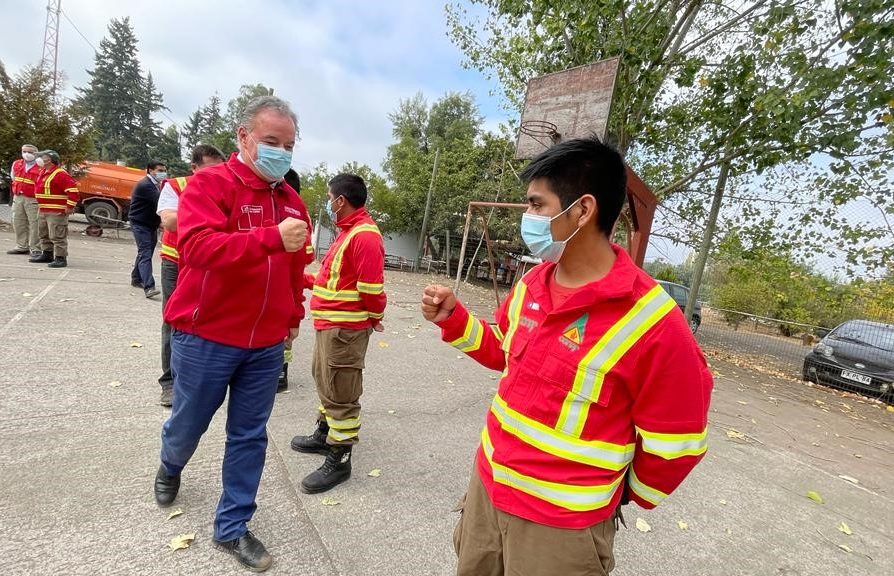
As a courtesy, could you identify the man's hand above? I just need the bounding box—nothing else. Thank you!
[372,322,385,333]
[421,284,457,323]
[285,326,300,349]
[278,217,308,252]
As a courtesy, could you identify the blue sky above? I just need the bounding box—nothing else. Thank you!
[0,0,510,171]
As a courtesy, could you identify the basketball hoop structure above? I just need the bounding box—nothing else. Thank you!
[519,119,561,150]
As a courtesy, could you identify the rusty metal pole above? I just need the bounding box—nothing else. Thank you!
[480,210,501,305]
[454,204,474,294]
[414,148,440,273]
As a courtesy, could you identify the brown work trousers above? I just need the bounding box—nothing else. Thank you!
[453,472,617,576]
[312,327,371,445]
[38,211,69,257]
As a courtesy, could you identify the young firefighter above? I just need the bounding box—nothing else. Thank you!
[421,137,713,576]
[290,173,386,494]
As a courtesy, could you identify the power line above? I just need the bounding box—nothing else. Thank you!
[60,8,97,53]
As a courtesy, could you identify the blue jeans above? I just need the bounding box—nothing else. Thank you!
[160,330,284,541]
[131,223,157,290]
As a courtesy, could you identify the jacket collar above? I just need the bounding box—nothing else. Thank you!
[226,153,281,191]
[524,244,638,313]
[335,207,371,231]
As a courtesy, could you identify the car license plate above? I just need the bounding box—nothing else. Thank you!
[841,370,871,385]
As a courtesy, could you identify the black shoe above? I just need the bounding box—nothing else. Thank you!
[28,250,53,263]
[30,251,43,259]
[131,279,144,288]
[290,420,329,454]
[47,256,67,268]
[300,445,352,494]
[145,287,160,299]
[159,386,173,407]
[276,363,289,393]
[214,531,273,573]
[154,465,180,507]
[6,247,29,255]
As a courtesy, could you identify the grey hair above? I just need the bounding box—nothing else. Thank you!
[21,144,38,151]
[238,95,298,132]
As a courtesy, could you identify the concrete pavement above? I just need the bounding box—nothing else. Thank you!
[0,225,892,575]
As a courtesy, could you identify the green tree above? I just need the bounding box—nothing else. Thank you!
[152,125,189,176]
[182,94,233,155]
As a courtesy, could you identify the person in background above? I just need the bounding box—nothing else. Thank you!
[29,150,78,268]
[154,144,226,408]
[7,143,42,257]
[421,137,713,576]
[154,95,312,573]
[290,173,386,494]
[278,167,304,393]
[130,160,167,299]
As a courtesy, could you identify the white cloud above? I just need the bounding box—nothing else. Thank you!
[0,0,510,171]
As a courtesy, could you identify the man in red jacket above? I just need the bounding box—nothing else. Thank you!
[153,96,311,573]
[421,137,713,576]
[7,143,42,257]
[29,150,79,268]
[290,173,386,494]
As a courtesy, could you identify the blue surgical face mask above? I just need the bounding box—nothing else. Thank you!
[326,197,340,223]
[153,171,168,182]
[520,199,582,262]
[249,135,293,182]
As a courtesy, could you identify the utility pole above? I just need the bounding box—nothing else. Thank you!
[414,148,440,272]
[41,0,62,99]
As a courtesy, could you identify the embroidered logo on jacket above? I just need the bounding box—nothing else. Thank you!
[559,313,588,351]
[284,206,303,218]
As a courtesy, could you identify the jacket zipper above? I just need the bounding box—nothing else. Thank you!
[248,190,278,347]
[192,271,209,329]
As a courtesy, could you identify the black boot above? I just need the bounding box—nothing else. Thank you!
[214,530,273,572]
[154,465,180,507]
[276,363,289,393]
[290,420,329,454]
[29,250,53,263]
[47,256,67,268]
[300,445,352,494]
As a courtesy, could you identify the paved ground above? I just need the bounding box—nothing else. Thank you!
[1,222,892,576]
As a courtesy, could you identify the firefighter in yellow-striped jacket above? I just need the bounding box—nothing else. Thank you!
[29,150,78,268]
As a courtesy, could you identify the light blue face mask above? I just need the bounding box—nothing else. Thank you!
[520,199,582,262]
[153,171,168,182]
[250,136,293,182]
[326,197,341,223]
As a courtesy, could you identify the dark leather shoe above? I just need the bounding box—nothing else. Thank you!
[300,445,352,494]
[29,250,53,263]
[290,420,329,454]
[145,287,160,299]
[131,279,144,288]
[6,247,29,255]
[154,465,180,507]
[214,531,273,572]
[47,256,67,268]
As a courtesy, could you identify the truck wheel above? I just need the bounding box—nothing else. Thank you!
[85,201,120,227]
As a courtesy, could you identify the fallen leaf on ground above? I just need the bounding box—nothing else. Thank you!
[677,521,689,530]
[726,430,746,439]
[737,401,748,405]
[378,341,389,349]
[407,334,416,339]
[854,454,862,459]
[635,518,651,533]
[887,405,894,413]
[0,278,13,282]
[130,342,143,348]
[838,544,853,554]
[719,499,728,505]
[59,298,75,302]
[387,410,395,414]
[837,522,852,535]
[167,508,183,520]
[806,490,824,504]
[108,381,122,388]
[168,533,195,551]
[367,469,382,477]
[22,292,33,297]
[321,497,340,506]
[838,475,859,485]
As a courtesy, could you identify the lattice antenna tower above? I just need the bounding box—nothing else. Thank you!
[40,0,62,98]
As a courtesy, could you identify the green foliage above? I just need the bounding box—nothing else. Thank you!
[0,65,92,186]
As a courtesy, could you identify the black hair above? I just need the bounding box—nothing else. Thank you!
[147,160,166,172]
[328,173,367,208]
[519,136,627,236]
[284,168,301,195]
[190,144,225,166]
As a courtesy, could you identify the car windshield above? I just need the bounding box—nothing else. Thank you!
[831,323,894,352]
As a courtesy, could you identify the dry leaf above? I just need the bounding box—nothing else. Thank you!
[167,508,183,520]
[59,298,75,303]
[367,469,382,478]
[886,405,894,413]
[635,518,651,533]
[378,341,389,349]
[838,475,859,485]
[854,454,862,459]
[130,342,143,348]
[108,381,122,388]
[838,544,852,554]
[22,292,33,297]
[168,533,195,551]
[806,490,824,504]
[719,499,728,505]
[677,521,689,530]
[726,430,746,439]
[321,497,340,506]
[726,528,732,535]
[737,401,748,405]
[837,522,852,536]
[387,410,396,414]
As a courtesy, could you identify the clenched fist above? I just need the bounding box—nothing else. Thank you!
[421,284,457,323]
[278,217,308,252]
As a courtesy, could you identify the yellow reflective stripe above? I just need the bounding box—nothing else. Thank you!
[325,224,381,292]
[64,187,78,193]
[283,348,293,363]
[174,177,188,190]
[501,281,528,354]
[318,405,326,414]
[311,309,370,321]
[356,281,384,295]
[312,285,361,301]
[160,244,180,259]
[637,427,708,459]
[325,415,361,430]
[481,428,622,512]
[628,468,668,506]
[492,324,505,342]
[368,311,384,320]
[328,428,359,441]
[14,177,34,184]
[35,194,69,200]
[557,285,676,437]
[491,394,634,471]
[38,204,68,210]
[305,245,315,254]
[449,314,485,353]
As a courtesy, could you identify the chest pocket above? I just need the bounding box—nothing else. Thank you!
[538,349,616,409]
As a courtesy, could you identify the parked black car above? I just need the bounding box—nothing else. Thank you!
[656,280,702,334]
[802,319,894,400]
